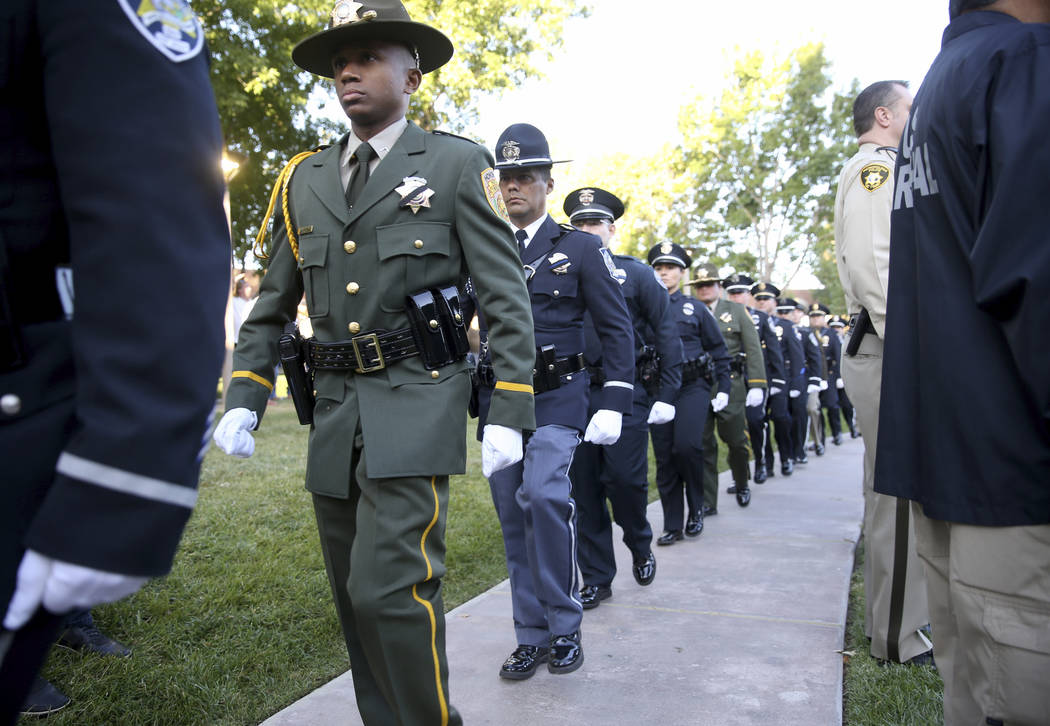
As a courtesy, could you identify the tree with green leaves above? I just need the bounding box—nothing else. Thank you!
[671,43,855,307]
[198,0,589,263]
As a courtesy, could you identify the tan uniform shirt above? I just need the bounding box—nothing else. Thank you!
[834,142,895,338]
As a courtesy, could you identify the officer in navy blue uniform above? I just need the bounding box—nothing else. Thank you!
[828,315,859,438]
[648,244,731,544]
[875,3,1050,721]
[807,302,843,446]
[753,283,799,476]
[775,298,816,465]
[0,1,229,719]
[723,274,786,483]
[564,187,682,610]
[477,123,634,680]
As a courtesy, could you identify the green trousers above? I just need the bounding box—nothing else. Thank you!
[312,435,460,726]
[702,374,752,509]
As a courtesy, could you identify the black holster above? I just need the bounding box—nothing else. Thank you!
[845,308,873,357]
[731,352,747,375]
[278,325,315,426]
[636,345,661,397]
[405,285,471,370]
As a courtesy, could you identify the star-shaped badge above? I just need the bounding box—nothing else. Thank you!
[395,177,435,214]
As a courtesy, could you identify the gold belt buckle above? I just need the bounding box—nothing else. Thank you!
[351,333,385,373]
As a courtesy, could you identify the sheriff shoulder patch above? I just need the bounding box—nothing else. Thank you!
[118,0,204,63]
[860,162,891,192]
[481,167,510,223]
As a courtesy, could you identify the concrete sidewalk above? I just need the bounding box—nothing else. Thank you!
[263,438,864,726]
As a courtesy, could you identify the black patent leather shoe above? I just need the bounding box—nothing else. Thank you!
[580,584,612,609]
[657,530,684,546]
[781,458,794,476]
[796,453,809,464]
[548,631,583,674]
[815,442,825,456]
[754,463,768,483]
[685,512,704,537]
[633,551,656,586]
[499,644,549,680]
[832,433,843,445]
[726,485,737,494]
[702,504,718,516]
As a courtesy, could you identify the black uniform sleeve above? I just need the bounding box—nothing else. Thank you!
[23,1,230,576]
[826,332,842,381]
[760,314,787,388]
[635,266,682,403]
[698,309,732,395]
[968,35,1050,424]
[803,332,823,387]
[780,323,804,392]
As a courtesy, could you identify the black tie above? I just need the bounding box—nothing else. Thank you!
[344,142,375,209]
[515,228,528,259]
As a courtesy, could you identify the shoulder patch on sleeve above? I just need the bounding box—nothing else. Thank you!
[480,167,510,223]
[859,162,891,192]
[117,0,204,63]
[599,247,619,280]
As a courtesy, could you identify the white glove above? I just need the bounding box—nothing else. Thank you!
[789,389,801,399]
[481,424,523,477]
[3,550,148,630]
[745,388,764,407]
[819,379,829,391]
[807,384,820,394]
[213,408,258,458]
[711,392,729,412]
[836,378,845,389]
[584,409,623,445]
[769,386,782,396]
[647,401,676,425]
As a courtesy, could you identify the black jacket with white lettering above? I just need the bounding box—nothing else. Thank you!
[874,11,1050,525]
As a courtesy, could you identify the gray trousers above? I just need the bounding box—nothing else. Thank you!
[841,332,930,662]
[489,424,583,646]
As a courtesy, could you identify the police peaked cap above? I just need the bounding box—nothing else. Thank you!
[776,297,799,313]
[647,242,692,269]
[751,281,780,299]
[808,302,831,316]
[293,0,454,77]
[563,187,625,223]
[494,123,571,169]
[685,262,721,286]
[723,273,755,293]
[828,315,847,328]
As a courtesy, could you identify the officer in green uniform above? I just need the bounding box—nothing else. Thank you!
[688,264,766,512]
[212,3,537,724]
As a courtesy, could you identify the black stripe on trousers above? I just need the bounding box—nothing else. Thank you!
[885,497,911,662]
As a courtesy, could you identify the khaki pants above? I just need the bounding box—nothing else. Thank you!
[912,505,1050,725]
[806,390,822,446]
[841,333,930,662]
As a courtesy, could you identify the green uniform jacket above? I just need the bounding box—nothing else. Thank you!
[710,298,766,391]
[227,123,536,496]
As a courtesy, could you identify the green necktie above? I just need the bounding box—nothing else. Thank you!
[344,142,375,209]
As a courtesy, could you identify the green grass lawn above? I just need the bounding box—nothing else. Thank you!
[30,401,937,725]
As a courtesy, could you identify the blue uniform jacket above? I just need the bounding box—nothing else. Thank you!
[583,254,683,408]
[774,318,806,396]
[798,325,824,388]
[667,291,731,394]
[749,308,787,391]
[479,215,634,433]
[875,11,1050,526]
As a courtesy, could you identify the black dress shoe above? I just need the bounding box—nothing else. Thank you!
[685,512,704,537]
[702,504,718,516]
[726,485,737,494]
[499,644,549,680]
[735,486,751,507]
[21,678,70,717]
[657,530,684,546]
[59,624,132,657]
[851,430,861,439]
[815,443,825,456]
[579,584,612,609]
[796,453,809,464]
[633,551,656,586]
[781,458,794,476]
[832,434,843,445]
[754,463,768,483]
[548,631,583,674]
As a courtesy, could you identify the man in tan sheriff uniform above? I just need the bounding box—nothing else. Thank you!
[835,79,931,665]
[212,3,537,724]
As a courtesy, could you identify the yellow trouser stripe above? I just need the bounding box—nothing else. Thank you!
[231,370,274,391]
[411,476,448,726]
[495,381,533,394]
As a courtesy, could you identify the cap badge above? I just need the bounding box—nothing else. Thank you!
[758,282,766,291]
[501,141,521,162]
[331,1,364,25]
[660,243,672,254]
[579,189,595,205]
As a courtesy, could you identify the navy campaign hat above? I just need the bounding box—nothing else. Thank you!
[807,301,830,317]
[563,187,625,223]
[685,262,721,286]
[293,1,453,77]
[776,297,799,313]
[494,123,571,170]
[751,281,780,300]
[647,242,692,269]
[723,273,755,293]
[828,314,847,328]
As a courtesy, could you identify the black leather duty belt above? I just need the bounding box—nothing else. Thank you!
[305,329,419,373]
[534,352,586,394]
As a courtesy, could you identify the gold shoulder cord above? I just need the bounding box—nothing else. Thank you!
[253,150,322,261]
